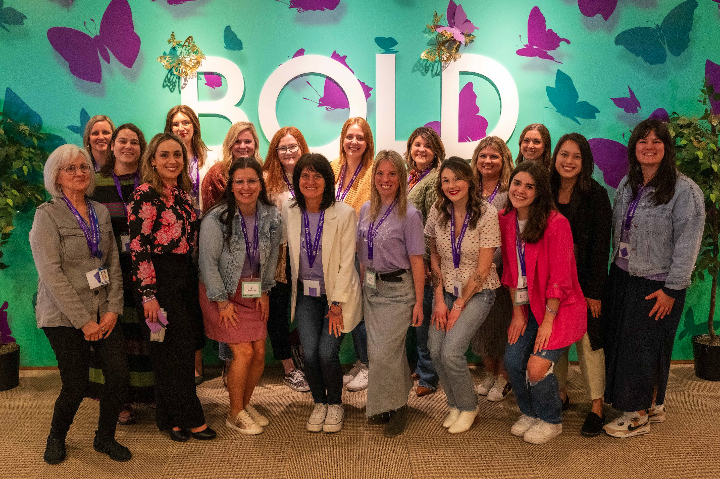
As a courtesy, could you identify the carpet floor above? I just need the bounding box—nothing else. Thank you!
[1,364,719,479]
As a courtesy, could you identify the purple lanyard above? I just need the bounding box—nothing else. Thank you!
[367,199,397,260]
[189,155,200,199]
[302,209,325,268]
[61,196,102,259]
[407,167,432,193]
[487,181,500,204]
[111,172,140,214]
[239,210,260,269]
[282,171,295,198]
[515,218,526,277]
[623,184,645,230]
[450,207,471,269]
[335,161,363,202]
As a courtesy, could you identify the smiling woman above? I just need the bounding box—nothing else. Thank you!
[83,115,116,173]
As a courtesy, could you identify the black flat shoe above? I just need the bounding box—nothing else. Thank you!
[580,412,605,437]
[169,428,190,442]
[93,435,132,462]
[44,436,66,465]
[562,394,571,411]
[190,426,217,440]
[385,405,409,438]
[367,412,390,425]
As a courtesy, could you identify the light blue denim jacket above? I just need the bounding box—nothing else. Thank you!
[199,201,282,302]
[611,174,705,290]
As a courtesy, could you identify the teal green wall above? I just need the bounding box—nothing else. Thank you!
[1,0,719,366]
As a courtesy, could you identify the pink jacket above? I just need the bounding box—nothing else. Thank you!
[499,209,586,350]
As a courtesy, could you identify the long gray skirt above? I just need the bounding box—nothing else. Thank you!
[364,271,415,417]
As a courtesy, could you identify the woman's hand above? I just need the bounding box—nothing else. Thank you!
[411,301,423,327]
[82,321,104,342]
[507,307,527,345]
[218,301,237,329]
[534,318,553,353]
[646,289,675,321]
[586,298,602,318]
[432,297,449,331]
[446,298,464,331]
[98,312,118,339]
[327,303,344,337]
[143,298,160,322]
[256,293,270,322]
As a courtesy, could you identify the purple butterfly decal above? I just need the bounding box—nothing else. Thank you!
[204,73,222,89]
[47,0,141,83]
[611,86,641,114]
[588,138,628,189]
[578,0,618,21]
[436,0,478,44]
[648,108,669,122]
[277,0,340,13]
[301,50,372,110]
[424,82,488,142]
[292,48,305,58]
[516,6,570,63]
[706,59,720,115]
[152,0,198,4]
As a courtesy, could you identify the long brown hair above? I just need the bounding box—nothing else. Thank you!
[164,105,208,168]
[627,119,677,205]
[515,123,552,170]
[369,150,408,221]
[263,126,310,199]
[434,157,486,229]
[140,133,193,195]
[503,161,556,244]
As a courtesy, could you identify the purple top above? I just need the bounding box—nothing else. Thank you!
[357,201,425,273]
[299,211,326,294]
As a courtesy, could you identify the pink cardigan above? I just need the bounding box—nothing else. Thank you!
[499,209,586,350]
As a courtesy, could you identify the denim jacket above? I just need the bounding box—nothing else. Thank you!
[611,174,705,291]
[199,201,282,302]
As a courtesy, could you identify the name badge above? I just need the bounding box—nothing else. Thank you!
[149,325,166,342]
[303,279,321,297]
[452,280,463,298]
[515,287,530,305]
[120,234,131,252]
[618,241,630,260]
[147,308,168,342]
[242,280,261,298]
[86,267,110,289]
[365,269,377,289]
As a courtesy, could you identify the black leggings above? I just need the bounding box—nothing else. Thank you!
[43,323,128,440]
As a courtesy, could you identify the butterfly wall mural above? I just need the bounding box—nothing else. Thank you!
[706,60,720,116]
[2,88,66,152]
[614,0,698,65]
[375,37,398,54]
[546,70,599,124]
[611,86,641,114]
[67,107,89,135]
[424,82,488,142]
[0,0,26,31]
[224,25,243,51]
[152,0,199,5]
[46,0,141,83]
[276,0,340,13]
[300,50,372,110]
[204,73,222,89]
[421,0,477,65]
[578,0,618,21]
[516,6,570,63]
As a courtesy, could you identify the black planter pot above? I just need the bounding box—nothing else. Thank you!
[0,344,20,391]
[692,335,720,382]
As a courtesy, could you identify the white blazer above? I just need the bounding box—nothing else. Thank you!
[283,200,362,333]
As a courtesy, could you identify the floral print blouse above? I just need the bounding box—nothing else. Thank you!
[128,183,199,298]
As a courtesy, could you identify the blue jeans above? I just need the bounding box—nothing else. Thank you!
[295,291,344,405]
[414,284,438,388]
[504,312,565,424]
[429,289,495,412]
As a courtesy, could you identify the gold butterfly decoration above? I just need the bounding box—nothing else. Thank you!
[421,6,477,68]
[157,32,205,90]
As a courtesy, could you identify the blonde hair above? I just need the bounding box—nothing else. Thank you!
[221,122,262,169]
[338,117,374,167]
[471,136,515,192]
[83,115,115,162]
[140,133,192,195]
[369,150,408,221]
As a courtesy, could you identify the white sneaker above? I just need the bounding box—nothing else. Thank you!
[487,377,511,402]
[345,366,369,391]
[342,361,363,386]
[306,403,327,432]
[323,404,344,433]
[245,404,269,427]
[476,375,495,396]
[442,408,460,428]
[226,410,263,435]
[523,420,562,444]
[648,404,666,423]
[604,412,650,438]
[448,408,479,434]
[511,414,538,436]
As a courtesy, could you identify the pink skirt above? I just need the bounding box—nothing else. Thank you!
[199,281,267,344]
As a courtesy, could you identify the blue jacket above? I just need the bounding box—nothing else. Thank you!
[199,201,282,302]
[611,174,705,291]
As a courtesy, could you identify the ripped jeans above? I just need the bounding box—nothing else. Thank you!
[504,311,566,425]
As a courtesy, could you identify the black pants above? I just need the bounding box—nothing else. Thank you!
[43,323,128,440]
[142,254,206,430]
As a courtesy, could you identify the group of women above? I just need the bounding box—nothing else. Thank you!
[30,107,705,464]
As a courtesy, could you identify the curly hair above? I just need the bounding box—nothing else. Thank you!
[404,126,445,171]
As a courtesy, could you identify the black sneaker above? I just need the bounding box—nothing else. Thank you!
[580,411,604,437]
[385,405,409,437]
[93,435,132,462]
[284,369,310,392]
[44,436,66,465]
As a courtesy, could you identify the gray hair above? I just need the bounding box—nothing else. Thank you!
[44,144,96,198]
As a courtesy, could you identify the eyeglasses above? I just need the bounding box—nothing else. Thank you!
[60,164,91,175]
[277,145,299,154]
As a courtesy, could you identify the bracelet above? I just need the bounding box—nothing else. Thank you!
[545,304,558,314]
[452,303,464,311]
[142,296,156,305]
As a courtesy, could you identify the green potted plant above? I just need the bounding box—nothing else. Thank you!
[667,80,720,381]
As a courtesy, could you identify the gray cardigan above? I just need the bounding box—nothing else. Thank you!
[30,199,123,329]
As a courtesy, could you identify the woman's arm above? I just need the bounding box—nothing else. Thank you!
[447,246,494,329]
[507,290,527,345]
[261,209,282,293]
[197,212,229,303]
[409,255,425,327]
[429,237,448,329]
[128,188,161,320]
[543,215,577,304]
[585,186,612,317]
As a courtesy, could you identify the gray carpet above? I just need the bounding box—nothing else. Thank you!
[1,364,719,479]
